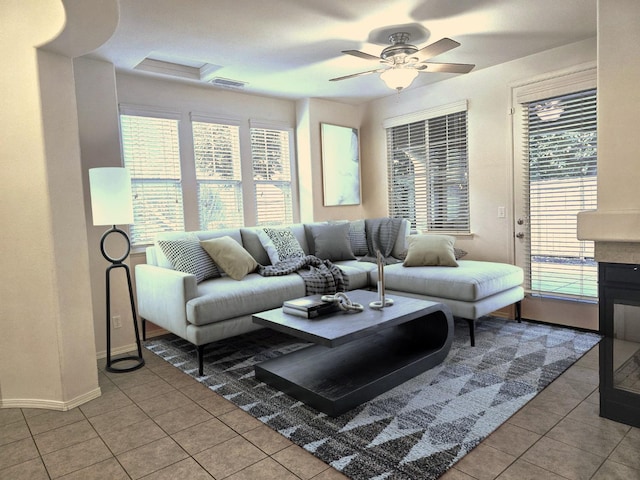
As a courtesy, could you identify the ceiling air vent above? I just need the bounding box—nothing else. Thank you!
[210,77,247,89]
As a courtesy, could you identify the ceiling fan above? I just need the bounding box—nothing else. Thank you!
[330,32,475,91]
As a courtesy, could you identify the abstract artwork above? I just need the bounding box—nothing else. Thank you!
[321,123,361,206]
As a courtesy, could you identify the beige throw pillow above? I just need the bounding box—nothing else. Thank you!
[200,236,258,280]
[403,234,459,267]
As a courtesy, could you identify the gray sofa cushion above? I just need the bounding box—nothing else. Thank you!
[187,273,306,326]
[333,260,377,290]
[381,260,524,302]
[305,223,356,261]
[348,219,368,256]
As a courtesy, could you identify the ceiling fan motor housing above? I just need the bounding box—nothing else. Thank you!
[381,32,419,63]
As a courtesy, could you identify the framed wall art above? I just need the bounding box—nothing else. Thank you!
[320,123,361,206]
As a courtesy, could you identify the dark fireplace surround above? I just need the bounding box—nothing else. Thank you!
[599,262,640,427]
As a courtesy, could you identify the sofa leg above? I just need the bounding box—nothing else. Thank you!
[466,319,475,346]
[515,301,522,323]
[141,317,147,341]
[197,345,205,376]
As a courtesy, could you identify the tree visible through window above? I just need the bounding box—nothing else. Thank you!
[192,121,244,229]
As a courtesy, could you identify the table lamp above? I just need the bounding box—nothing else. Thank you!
[89,167,145,372]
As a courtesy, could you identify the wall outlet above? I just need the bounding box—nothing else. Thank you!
[112,315,122,329]
[497,206,506,218]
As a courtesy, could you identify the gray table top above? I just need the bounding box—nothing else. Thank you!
[252,289,445,347]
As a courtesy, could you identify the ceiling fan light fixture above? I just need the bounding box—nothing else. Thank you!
[380,68,419,91]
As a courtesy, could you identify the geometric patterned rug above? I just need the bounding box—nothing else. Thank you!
[144,316,601,480]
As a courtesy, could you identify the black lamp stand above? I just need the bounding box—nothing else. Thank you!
[101,225,145,373]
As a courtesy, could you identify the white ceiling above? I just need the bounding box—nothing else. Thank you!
[90,0,596,104]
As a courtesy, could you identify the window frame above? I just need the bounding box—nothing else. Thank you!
[384,100,470,234]
[511,64,598,303]
[249,120,297,227]
[118,105,185,246]
[117,105,299,247]
[190,114,245,230]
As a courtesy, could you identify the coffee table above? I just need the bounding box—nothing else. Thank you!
[252,289,453,416]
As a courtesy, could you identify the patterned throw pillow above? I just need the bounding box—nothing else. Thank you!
[259,227,305,264]
[158,233,221,282]
[349,219,368,256]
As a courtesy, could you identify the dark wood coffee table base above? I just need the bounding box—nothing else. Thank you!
[255,301,453,417]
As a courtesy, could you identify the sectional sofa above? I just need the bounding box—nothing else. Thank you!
[135,219,524,375]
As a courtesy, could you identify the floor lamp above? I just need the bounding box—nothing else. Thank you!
[89,167,145,373]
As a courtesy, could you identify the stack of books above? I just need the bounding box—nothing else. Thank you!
[282,296,340,319]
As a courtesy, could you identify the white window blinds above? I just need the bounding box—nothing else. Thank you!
[386,104,469,233]
[250,126,294,226]
[192,121,244,229]
[523,88,597,299]
[120,114,184,245]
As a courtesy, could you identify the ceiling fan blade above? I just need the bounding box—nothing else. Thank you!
[418,62,475,74]
[329,68,384,82]
[341,49,381,61]
[414,37,460,61]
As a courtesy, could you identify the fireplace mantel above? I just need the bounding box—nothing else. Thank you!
[578,210,640,263]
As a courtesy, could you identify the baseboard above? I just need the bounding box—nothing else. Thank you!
[0,387,102,411]
[95,343,140,360]
[95,328,168,360]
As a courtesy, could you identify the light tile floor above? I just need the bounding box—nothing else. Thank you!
[1,344,639,479]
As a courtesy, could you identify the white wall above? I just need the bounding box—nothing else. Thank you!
[361,38,597,263]
[597,0,640,212]
[74,57,136,358]
[296,98,366,222]
[576,0,640,246]
[0,1,100,409]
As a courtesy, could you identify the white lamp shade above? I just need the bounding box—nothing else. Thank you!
[89,167,134,226]
[380,68,419,91]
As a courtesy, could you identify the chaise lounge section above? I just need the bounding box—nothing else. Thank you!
[135,219,524,375]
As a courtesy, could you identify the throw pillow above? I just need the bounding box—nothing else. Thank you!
[158,233,221,282]
[306,223,356,261]
[454,247,468,260]
[403,234,459,267]
[258,227,305,264]
[348,219,368,256]
[200,236,258,280]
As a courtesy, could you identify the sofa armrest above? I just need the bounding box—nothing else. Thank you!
[135,264,198,338]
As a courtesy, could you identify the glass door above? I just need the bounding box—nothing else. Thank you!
[512,71,598,328]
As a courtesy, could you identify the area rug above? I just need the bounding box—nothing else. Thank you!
[144,317,601,480]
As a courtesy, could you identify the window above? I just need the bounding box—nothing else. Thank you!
[119,106,298,246]
[120,113,184,245]
[385,102,469,233]
[192,121,244,229]
[250,126,294,226]
[523,88,597,299]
